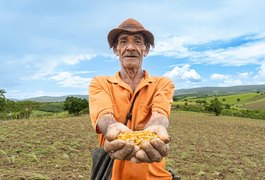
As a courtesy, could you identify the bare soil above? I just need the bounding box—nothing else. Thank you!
[0,112,264,179]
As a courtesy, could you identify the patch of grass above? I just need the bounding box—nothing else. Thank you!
[0,149,11,164]
[28,173,49,180]
[204,93,259,105]
[0,135,6,142]
[26,153,39,162]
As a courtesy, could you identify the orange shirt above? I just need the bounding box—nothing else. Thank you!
[89,70,175,180]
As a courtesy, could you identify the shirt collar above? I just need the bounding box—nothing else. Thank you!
[107,70,157,84]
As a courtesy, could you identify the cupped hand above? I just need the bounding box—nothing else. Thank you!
[105,122,132,141]
[104,139,136,160]
[104,122,135,160]
[134,125,170,163]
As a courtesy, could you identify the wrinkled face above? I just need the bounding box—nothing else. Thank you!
[114,33,150,70]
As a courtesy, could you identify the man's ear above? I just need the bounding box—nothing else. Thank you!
[113,45,119,56]
[144,44,150,57]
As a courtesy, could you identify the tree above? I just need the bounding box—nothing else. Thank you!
[0,89,6,111]
[64,96,88,115]
[16,101,40,119]
[0,98,5,112]
[224,104,231,109]
[0,89,6,98]
[206,98,223,116]
[195,99,207,105]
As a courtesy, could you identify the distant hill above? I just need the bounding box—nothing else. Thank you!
[174,84,265,96]
[21,95,88,102]
[19,84,265,102]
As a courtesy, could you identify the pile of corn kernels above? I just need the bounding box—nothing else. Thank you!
[116,131,159,146]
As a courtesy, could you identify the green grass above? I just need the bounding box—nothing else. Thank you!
[198,93,258,105]
[175,92,265,110]
[30,110,70,119]
[1,112,265,179]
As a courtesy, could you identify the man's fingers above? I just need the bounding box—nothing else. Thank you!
[105,129,119,141]
[158,134,171,144]
[130,156,142,163]
[141,141,162,162]
[135,149,152,163]
[125,144,141,160]
[105,123,132,141]
[145,125,171,144]
[150,138,169,157]
[110,141,134,160]
[155,127,171,144]
[104,139,125,153]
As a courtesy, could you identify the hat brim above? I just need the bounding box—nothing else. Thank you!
[107,28,154,48]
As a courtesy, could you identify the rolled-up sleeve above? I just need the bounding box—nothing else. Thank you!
[89,77,114,132]
[152,78,175,117]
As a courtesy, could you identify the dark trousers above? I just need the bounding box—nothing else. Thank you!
[172,176,181,180]
[168,169,180,180]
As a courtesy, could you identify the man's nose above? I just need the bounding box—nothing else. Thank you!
[126,42,136,52]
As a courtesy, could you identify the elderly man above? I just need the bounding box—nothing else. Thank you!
[89,18,175,180]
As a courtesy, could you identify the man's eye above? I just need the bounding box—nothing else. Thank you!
[120,40,127,43]
[135,40,142,44]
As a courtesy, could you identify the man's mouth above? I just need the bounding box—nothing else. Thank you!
[124,52,138,58]
[124,55,138,58]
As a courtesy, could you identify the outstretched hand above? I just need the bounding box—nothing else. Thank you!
[134,125,170,163]
[104,122,136,160]
[101,112,171,163]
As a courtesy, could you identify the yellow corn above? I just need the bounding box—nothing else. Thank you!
[116,130,159,146]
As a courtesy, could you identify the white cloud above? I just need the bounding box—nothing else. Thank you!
[209,70,265,87]
[253,61,265,84]
[28,53,96,80]
[61,54,96,65]
[210,73,245,86]
[164,64,201,81]
[151,33,265,67]
[220,79,243,87]
[201,40,265,66]
[210,73,225,80]
[151,36,196,58]
[50,72,91,88]
[238,72,251,78]
[75,71,96,74]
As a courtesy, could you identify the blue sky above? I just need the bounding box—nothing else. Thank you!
[1,0,265,100]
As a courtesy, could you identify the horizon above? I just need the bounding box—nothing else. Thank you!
[14,84,265,100]
[1,0,265,100]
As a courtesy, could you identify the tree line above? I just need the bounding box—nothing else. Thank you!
[0,89,88,120]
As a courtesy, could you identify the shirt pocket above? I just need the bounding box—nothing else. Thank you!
[134,104,152,130]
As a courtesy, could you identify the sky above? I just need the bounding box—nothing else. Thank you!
[1,0,265,100]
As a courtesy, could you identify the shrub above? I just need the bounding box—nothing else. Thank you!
[205,98,223,116]
[64,97,88,115]
[221,109,265,120]
[38,103,64,113]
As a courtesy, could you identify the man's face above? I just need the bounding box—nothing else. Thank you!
[114,33,150,70]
